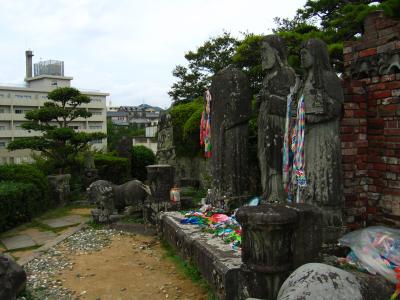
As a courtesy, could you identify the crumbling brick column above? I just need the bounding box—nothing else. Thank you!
[342,11,400,228]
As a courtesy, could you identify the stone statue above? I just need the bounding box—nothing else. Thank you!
[87,179,151,223]
[257,35,297,202]
[297,39,344,242]
[210,66,251,206]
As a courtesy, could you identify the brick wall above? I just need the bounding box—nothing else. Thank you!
[342,11,400,228]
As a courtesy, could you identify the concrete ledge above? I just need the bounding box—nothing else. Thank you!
[158,212,241,300]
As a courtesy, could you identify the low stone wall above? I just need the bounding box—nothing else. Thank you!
[158,212,241,300]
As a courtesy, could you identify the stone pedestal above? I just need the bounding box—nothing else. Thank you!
[47,174,71,206]
[236,204,323,299]
[237,205,297,300]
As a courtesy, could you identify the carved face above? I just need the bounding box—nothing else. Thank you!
[261,41,276,70]
[301,48,313,69]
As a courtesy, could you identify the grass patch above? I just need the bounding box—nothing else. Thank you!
[161,240,216,299]
[120,215,144,224]
[86,220,105,230]
[7,244,41,253]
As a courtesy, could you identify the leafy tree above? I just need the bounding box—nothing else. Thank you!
[131,145,155,181]
[274,0,400,72]
[233,34,264,94]
[8,87,106,173]
[107,119,145,152]
[168,32,239,104]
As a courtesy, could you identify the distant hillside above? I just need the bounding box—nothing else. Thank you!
[137,104,164,112]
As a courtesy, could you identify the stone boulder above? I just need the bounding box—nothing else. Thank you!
[277,263,361,300]
[277,263,394,300]
[0,254,26,300]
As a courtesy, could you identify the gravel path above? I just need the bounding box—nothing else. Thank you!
[19,228,131,300]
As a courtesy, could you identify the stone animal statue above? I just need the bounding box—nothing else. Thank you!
[257,35,297,203]
[87,179,151,223]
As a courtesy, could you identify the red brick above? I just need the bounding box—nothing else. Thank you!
[344,110,354,117]
[341,134,355,142]
[387,81,400,90]
[381,74,396,82]
[384,129,400,136]
[351,95,367,103]
[341,127,353,134]
[359,47,377,57]
[367,82,386,91]
[373,90,392,99]
[388,165,400,173]
[355,140,368,148]
[342,148,357,156]
[368,129,383,135]
[387,136,400,143]
[368,118,384,129]
[368,170,382,178]
[373,163,387,171]
[354,110,367,118]
[342,155,355,163]
[386,120,398,128]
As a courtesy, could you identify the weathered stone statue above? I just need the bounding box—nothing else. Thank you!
[297,39,344,242]
[210,66,251,207]
[257,35,297,203]
[87,179,151,223]
[156,113,176,164]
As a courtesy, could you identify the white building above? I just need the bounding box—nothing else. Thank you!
[0,50,108,164]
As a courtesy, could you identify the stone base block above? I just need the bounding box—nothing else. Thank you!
[158,212,242,300]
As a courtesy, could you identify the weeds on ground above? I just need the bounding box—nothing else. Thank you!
[85,219,105,230]
[180,187,207,204]
[161,240,216,299]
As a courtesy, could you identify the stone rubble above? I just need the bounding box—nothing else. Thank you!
[18,228,131,300]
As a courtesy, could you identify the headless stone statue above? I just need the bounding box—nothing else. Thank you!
[297,39,344,242]
[210,66,251,206]
[257,35,297,203]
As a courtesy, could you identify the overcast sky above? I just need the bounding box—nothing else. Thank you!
[0,0,306,109]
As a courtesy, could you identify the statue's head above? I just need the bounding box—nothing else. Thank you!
[261,35,287,70]
[87,180,114,207]
[301,39,331,71]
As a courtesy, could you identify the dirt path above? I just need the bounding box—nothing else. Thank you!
[56,234,208,300]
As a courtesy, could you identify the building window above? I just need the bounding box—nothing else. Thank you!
[15,109,23,114]
[89,125,102,130]
[90,111,102,116]
[0,141,6,148]
[0,109,4,113]
[68,125,80,130]
[0,126,6,130]
[51,81,58,86]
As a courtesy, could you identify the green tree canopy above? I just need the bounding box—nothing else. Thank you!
[168,32,239,104]
[8,87,106,173]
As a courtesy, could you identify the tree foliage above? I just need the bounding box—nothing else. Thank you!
[131,145,155,181]
[274,0,400,72]
[169,97,203,157]
[107,119,145,152]
[7,87,106,173]
[168,32,239,104]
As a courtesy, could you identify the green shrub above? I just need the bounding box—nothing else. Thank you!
[0,164,50,207]
[131,145,155,181]
[170,97,203,157]
[0,181,42,232]
[94,153,130,184]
